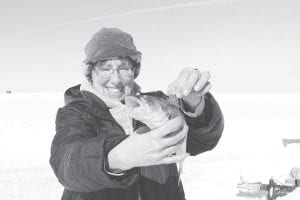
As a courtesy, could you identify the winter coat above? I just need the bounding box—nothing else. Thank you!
[49,84,224,200]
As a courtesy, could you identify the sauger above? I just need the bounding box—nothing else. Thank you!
[124,94,187,184]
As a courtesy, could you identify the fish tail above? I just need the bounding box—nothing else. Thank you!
[177,161,183,185]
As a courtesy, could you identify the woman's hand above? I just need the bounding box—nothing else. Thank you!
[167,67,211,112]
[107,117,189,171]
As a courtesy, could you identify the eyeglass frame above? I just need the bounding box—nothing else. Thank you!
[93,59,135,78]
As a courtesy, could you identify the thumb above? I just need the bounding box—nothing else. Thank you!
[167,81,177,96]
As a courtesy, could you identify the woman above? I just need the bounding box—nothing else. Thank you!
[50,27,224,200]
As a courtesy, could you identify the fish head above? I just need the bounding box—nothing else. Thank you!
[124,94,182,120]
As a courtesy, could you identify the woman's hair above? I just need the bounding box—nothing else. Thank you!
[84,61,104,83]
[84,56,140,83]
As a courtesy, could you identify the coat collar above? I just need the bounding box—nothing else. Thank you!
[81,90,113,121]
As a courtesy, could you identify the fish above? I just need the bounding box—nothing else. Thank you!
[124,93,187,184]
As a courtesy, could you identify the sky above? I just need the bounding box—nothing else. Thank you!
[0,0,299,93]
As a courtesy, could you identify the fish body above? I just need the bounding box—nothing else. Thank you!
[124,94,187,183]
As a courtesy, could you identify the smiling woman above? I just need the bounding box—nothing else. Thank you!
[81,27,142,102]
[84,57,141,100]
[49,27,224,200]
[87,59,136,101]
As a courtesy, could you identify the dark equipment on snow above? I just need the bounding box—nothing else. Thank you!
[238,168,300,200]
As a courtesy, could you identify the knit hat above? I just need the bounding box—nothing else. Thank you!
[84,27,142,78]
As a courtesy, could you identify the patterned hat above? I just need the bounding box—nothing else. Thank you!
[84,27,142,78]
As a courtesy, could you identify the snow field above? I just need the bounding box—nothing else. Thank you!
[0,93,299,199]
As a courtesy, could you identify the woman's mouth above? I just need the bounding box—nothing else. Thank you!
[107,87,123,94]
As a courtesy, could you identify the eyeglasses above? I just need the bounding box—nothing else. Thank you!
[94,62,134,78]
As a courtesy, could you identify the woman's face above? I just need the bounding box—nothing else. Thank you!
[92,58,135,101]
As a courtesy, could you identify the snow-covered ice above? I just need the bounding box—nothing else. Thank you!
[0,93,299,200]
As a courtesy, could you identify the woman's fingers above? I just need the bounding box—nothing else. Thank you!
[173,67,194,97]
[194,71,210,91]
[155,153,190,165]
[167,68,211,98]
[159,138,186,158]
[200,82,212,95]
[182,70,200,96]
[151,117,184,138]
[161,125,187,146]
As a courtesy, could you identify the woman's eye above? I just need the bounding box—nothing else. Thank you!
[120,67,131,71]
[100,68,112,72]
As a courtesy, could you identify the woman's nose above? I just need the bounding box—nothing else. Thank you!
[109,69,122,84]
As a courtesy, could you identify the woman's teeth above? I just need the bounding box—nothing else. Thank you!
[108,87,122,93]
